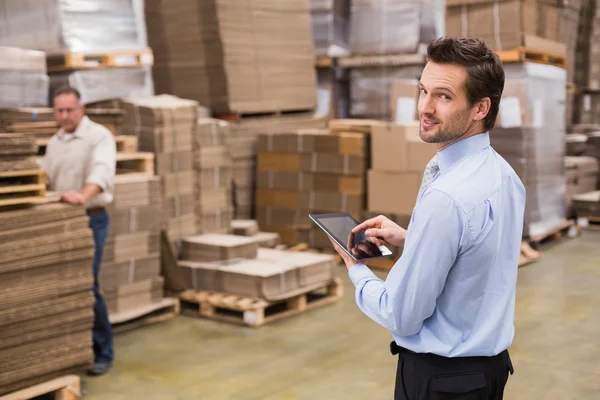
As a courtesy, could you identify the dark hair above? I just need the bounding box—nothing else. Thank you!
[427,37,505,131]
[53,86,81,100]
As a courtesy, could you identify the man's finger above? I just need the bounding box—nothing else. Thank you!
[365,228,384,238]
[352,217,378,233]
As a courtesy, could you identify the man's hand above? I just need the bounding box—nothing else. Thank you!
[352,215,407,247]
[61,191,85,204]
[328,238,358,270]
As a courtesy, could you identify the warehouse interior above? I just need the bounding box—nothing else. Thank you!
[1,0,600,399]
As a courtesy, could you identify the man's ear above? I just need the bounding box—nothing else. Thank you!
[473,97,491,122]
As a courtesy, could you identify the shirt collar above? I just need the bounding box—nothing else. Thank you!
[437,131,491,173]
[58,115,90,140]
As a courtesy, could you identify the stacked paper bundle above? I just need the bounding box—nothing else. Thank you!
[228,113,327,219]
[0,47,49,108]
[491,62,567,238]
[195,118,234,234]
[102,175,164,315]
[178,248,335,300]
[181,234,259,262]
[0,203,94,395]
[145,0,317,114]
[350,0,444,55]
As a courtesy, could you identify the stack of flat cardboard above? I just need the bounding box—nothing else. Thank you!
[491,62,567,238]
[182,233,260,262]
[565,156,599,216]
[102,175,164,315]
[194,118,234,234]
[145,0,317,114]
[178,247,335,300]
[350,0,444,55]
[575,0,600,91]
[120,95,199,292]
[85,108,125,137]
[254,128,367,248]
[572,190,600,218]
[0,46,49,108]
[228,113,327,219]
[311,0,350,57]
[0,134,39,172]
[0,202,94,396]
[0,108,58,143]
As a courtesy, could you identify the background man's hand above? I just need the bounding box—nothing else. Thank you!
[352,215,407,247]
[61,191,85,205]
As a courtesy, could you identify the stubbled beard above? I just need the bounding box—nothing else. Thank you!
[420,109,472,144]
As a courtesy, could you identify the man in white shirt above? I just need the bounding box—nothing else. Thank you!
[42,86,117,376]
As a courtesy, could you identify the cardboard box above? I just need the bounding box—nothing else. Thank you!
[407,136,437,172]
[255,188,362,217]
[368,170,421,215]
[390,80,420,124]
[256,171,363,195]
[256,130,366,156]
[257,152,365,176]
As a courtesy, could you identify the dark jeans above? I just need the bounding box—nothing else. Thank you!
[89,210,114,363]
[391,342,513,400]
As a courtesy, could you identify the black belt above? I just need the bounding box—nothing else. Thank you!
[390,341,514,375]
[86,207,105,216]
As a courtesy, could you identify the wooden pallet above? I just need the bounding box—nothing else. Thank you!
[179,278,343,327]
[496,47,567,68]
[116,152,154,176]
[527,219,580,250]
[338,52,427,68]
[214,109,315,122]
[315,56,333,68]
[0,169,47,207]
[46,48,154,72]
[109,297,180,334]
[0,375,81,400]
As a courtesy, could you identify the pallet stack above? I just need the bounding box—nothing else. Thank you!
[0,0,154,105]
[565,156,599,216]
[120,95,199,292]
[195,118,234,234]
[0,46,48,108]
[254,128,367,249]
[0,202,95,396]
[0,108,58,149]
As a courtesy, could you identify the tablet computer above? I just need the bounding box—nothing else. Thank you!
[309,212,393,262]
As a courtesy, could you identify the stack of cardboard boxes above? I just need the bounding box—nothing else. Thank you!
[120,95,199,291]
[254,128,367,248]
[102,175,164,316]
[194,118,234,234]
[0,46,48,108]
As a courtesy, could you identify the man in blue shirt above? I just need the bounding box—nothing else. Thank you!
[330,37,525,399]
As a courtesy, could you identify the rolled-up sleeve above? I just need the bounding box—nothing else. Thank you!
[86,133,116,191]
[348,189,470,337]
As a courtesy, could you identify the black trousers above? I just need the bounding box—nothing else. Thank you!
[391,342,514,400]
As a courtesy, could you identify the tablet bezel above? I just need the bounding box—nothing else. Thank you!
[309,212,393,262]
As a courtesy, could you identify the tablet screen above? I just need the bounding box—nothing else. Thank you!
[310,213,392,261]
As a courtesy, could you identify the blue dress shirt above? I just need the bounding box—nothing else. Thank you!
[349,132,526,358]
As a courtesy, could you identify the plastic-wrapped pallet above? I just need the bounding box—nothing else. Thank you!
[49,67,154,105]
[0,0,148,52]
[311,0,350,57]
[0,46,49,108]
[491,62,567,238]
[350,0,445,55]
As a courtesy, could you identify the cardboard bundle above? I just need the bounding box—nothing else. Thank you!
[178,247,335,300]
[86,108,125,137]
[311,0,350,56]
[446,0,564,51]
[0,202,94,396]
[349,64,424,120]
[194,118,234,234]
[574,92,600,125]
[227,112,327,219]
[565,156,599,215]
[574,0,600,91]
[145,0,317,115]
[560,0,582,82]
[572,190,600,217]
[101,175,164,315]
[255,128,368,248]
[0,0,148,52]
[49,67,154,106]
[491,62,567,238]
[231,219,282,248]
[181,233,259,262]
[0,46,49,108]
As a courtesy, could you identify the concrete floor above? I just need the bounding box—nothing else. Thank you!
[82,230,600,399]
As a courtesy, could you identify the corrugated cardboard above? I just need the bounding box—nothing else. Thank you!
[256,171,363,195]
[181,233,259,262]
[368,170,421,215]
[255,188,362,217]
[257,152,365,175]
[390,80,420,124]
